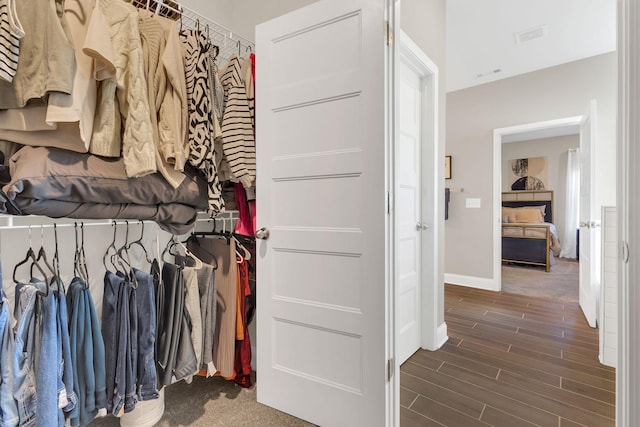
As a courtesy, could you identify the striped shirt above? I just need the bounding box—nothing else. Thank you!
[0,0,24,82]
[220,55,256,188]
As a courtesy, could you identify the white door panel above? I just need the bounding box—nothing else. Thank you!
[397,60,422,365]
[579,100,598,327]
[256,0,391,425]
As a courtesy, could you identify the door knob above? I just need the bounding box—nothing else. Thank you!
[579,221,590,228]
[255,227,270,240]
[416,221,423,231]
[421,223,429,230]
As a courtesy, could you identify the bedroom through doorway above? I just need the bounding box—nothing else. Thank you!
[501,133,580,303]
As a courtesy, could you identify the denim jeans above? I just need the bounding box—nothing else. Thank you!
[35,283,57,427]
[13,283,37,427]
[0,285,18,427]
[133,269,158,401]
[102,272,123,415]
[54,279,77,425]
[68,277,106,427]
[124,278,137,414]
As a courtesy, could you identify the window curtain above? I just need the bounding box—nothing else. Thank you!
[560,148,580,259]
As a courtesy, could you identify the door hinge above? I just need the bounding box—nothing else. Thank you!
[385,20,393,46]
[387,358,394,382]
[387,191,391,215]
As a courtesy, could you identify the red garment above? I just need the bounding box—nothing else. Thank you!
[250,53,255,81]
[234,260,253,388]
[249,200,256,235]
[233,183,254,237]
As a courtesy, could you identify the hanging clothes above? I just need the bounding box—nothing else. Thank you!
[0,0,74,109]
[233,183,254,237]
[240,55,254,128]
[0,0,24,83]
[101,271,123,416]
[122,276,138,415]
[12,283,39,427]
[186,236,237,378]
[137,9,189,189]
[0,269,18,427]
[66,276,106,427]
[102,269,140,416]
[86,0,157,179]
[234,259,252,388]
[196,263,216,376]
[52,278,78,427]
[180,264,202,383]
[133,268,159,401]
[220,55,256,188]
[156,259,197,387]
[35,283,57,427]
[182,28,225,216]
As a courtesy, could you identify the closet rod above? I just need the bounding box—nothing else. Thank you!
[0,213,238,231]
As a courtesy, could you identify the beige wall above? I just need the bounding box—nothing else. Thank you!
[502,134,580,246]
[446,52,617,280]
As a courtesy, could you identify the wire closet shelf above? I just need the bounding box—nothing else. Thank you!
[132,0,255,62]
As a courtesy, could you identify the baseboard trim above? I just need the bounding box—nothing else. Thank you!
[436,322,448,348]
[444,273,499,292]
[251,345,257,371]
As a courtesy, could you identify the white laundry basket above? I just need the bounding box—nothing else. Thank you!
[120,387,165,427]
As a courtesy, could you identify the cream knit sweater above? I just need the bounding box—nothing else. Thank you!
[85,0,156,178]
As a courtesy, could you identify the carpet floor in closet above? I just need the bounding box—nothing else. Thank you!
[89,372,314,427]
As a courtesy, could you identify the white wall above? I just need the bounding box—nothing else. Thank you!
[180,0,318,41]
[502,134,579,245]
[446,52,617,280]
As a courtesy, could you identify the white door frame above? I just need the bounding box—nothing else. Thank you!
[396,31,444,353]
[617,0,639,424]
[491,116,584,292]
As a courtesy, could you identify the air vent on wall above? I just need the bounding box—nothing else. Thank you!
[514,25,547,44]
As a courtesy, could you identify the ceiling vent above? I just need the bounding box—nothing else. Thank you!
[514,25,547,44]
[476,68,502,79]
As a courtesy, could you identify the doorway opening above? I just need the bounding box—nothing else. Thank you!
[492,116,582,288]
[395,31,443,367]
[500,133,580,302]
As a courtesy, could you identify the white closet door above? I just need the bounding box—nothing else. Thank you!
[579,100,599,327]
[255,0,391,426]
[397,59,422,365]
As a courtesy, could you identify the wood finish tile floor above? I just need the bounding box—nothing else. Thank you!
[401,284,615,427]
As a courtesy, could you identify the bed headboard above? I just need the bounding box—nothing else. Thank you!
[502,190,553,223]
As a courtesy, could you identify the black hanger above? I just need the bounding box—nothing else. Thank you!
[103,221,119,271]
[52,223,64,293]
[74,223,89,287]
[14,247,49,297]
[191,217,232,244]
[114,221,138,288]
[126,220,152,265]
[28,226,59,294]
[163,236,203,269]
[80,223,89,287]
[184,235,219,269]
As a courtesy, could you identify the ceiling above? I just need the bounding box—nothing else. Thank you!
[446,0,617,93]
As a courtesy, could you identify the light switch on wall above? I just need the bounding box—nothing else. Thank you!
[466,198,481,208]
